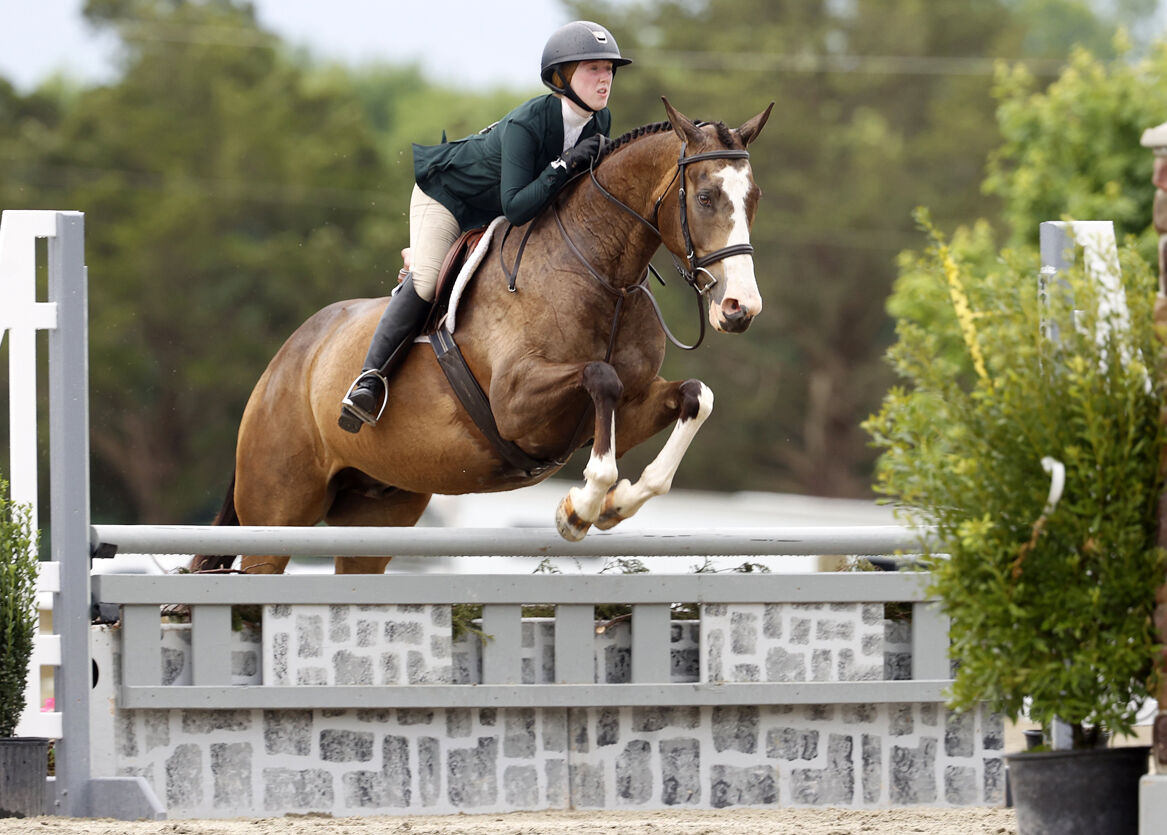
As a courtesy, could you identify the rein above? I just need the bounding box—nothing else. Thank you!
[565,139,755,351]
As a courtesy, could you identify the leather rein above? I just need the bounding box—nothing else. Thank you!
[501,140,754,354]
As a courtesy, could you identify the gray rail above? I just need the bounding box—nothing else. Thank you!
[90,523,939,557]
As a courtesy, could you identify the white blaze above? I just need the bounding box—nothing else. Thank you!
[711,166,763,324]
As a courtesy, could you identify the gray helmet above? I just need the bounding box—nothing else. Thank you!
[540,20,631,90]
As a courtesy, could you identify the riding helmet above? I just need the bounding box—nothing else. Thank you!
[540,20,632,93]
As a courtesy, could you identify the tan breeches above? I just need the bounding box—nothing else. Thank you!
[408,184,461,302]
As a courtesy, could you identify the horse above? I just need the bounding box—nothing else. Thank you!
[191,98,772,575]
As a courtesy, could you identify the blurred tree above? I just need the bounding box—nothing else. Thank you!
[886,40,1167,389]
[986,38,1167,252]
[5,0,410,522]
[573,0,1151,497]
[2,0,1162,522]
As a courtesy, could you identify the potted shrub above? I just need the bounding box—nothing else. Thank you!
[0,478,47,818]
[864,219,1164,834]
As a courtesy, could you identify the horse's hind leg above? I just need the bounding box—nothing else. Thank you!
[595,378,714,530]
[325,488,432,574]
[555,362,624,541]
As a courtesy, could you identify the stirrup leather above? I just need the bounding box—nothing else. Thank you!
[340,369,390,426]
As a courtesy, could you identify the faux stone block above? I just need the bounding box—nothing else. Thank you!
[660,738,700,805]
[944,764,977,804]
[790,733,854,805]
[890,738,938,804]
[710,765,777,808]
[862,733,881,803]
[570,762,605,808]
[448,738,498,808]
[712,706,759,754]
[767,727,818,761]
[263,767,333,810]
[319,729,373,762]
[616,740,653,803]
[166,743,203,809]
[381,735,411,807]
[505,765,539,807]
[212,742,252,809]
[419,737,441,806]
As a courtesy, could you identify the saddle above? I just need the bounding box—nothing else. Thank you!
[420,226,486,335]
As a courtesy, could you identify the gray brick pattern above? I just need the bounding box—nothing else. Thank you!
[264,604,452,686]
[703,603,886,684]
[94,602,1005,818]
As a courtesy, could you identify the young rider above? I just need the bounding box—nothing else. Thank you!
[338,20,632,433]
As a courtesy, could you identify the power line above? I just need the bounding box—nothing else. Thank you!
[636,49,1067,77]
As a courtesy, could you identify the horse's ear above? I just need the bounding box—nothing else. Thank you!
[736,102,774,147]
[662,96,704,145]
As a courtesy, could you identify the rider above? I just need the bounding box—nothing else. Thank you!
[338,20,632,433]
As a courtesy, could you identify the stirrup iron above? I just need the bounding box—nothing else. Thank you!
[340,369,389,427]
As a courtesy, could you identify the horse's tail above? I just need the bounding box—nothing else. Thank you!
[188,471,239,573]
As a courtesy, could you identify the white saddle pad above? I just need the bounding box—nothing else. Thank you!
[419,215,507,338]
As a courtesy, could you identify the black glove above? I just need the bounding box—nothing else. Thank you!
[558,134,605,174]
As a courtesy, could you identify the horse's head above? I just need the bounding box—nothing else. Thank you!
[660,98,772,334]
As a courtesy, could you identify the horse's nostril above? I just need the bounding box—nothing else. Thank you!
[723,301,748,321]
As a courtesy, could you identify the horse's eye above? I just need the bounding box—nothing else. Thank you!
[696,191,713,208]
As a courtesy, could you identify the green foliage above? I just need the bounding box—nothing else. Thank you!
[865,221,1166,742]
[587,0,1145,497]
[0,481,38,737]
[986,38,1167,257]
[2,0,1162,519]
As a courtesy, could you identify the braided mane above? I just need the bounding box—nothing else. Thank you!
[596,119,737,166]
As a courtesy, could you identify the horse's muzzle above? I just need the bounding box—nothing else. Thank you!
[716,303,755,334]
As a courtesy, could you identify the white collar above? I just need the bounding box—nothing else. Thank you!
[561,96,593,131]
[561,97,594,152]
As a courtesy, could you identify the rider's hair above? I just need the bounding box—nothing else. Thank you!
[549,62,578,91]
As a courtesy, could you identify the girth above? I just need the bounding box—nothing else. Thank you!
[428,326,564,480]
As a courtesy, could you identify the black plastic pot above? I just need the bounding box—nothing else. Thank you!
[0,737,50,818]
[1006,745,1150,835]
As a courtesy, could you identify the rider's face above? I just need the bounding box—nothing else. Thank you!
[569,60,615,112]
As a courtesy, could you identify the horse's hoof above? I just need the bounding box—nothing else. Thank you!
[555,496,591,542]
[593,509,624,531]
[594,483,627,530]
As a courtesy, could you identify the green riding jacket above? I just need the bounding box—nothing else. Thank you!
[413,94,611,232]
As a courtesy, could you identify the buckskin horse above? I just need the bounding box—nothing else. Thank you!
[191,98,772,574]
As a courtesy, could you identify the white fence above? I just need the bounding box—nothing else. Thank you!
[1,210,64,739]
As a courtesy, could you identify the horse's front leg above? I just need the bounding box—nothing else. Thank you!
[595,378,714,530]
[555,361,624,541]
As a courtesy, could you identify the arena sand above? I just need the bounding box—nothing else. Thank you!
[2,807,1018,834]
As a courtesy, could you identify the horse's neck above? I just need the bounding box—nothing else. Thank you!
[558,134,680,286]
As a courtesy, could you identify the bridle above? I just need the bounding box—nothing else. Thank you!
[570,138,754,351]
[500,134,755,352]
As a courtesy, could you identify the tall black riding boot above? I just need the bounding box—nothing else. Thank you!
[338,274,430,433]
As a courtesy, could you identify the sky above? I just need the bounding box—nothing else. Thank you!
[0,1,628,93]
